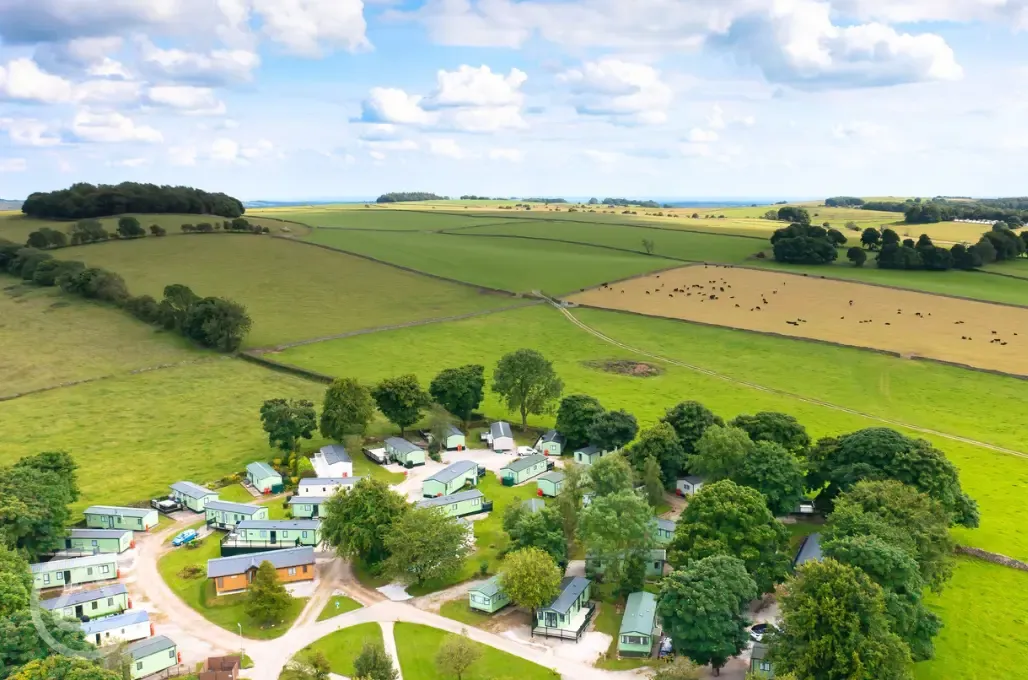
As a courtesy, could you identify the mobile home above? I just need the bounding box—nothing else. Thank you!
[84,506,159,532]
[536,470,565,497]
[675,475,705,496]
[384,438,426,467]
[750,642,774,677]
[312,445,353,478]
[499,454,548,485]
[205,500,269,530]
[222,519,322,554]
[57,529,133,555]
[422,460,479,497]
[41,583,128,620]
[416,489,490,518]
[169,482,218,513]
[426,424,466,450]
[534,430,566,457]
[468,575,510,613]
[533,576,594,641]
[654,518,676,544]
[618,591,659,657]
[126,635,179,680]
[573,445,606,466]
[587,549,668,579]
[31,554,119,590]
[490,422,515,452]
[297,477,361,497]
[82,610,151,646]
[207,546,315,596]
[245,462,283,494]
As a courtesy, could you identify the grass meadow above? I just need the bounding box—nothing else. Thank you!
[294,622,383,675]
[69,234,516,347]
[393,622,560,680]
[0,280,202,397]
[253,206,500,231]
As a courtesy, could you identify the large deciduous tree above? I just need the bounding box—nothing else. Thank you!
[627,422,686,488]
[259,398,317,456]
[728,412,810,454]
[372,375,431,436]
[555,462,587,546]
[428,365,485,427]
[8,656,123,680]
[661,401,724,456]
[504,503,567,566]
[642,456,664,508]
[669,480,789,594]
[579,489,655,592]
[245,561,292,625]
[555,395,605,451]
[587,453,634,498]
[730,442,807,516]
[184,297,251,351]
[499,547,562,612]
[586,409,638,452]
[321,479,408,566]
[658,555,757,675]
[689,425,754,481]
[0,546,33,617]
[491,349,564,429]
[0,608,92,676]
[320,378,375,440]
[384,507,470,586]
[1,452,79,559]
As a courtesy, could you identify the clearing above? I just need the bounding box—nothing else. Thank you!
[568,265,1028,378]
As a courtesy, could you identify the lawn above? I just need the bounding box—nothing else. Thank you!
[316,595,362,621]
[216,484,257,504]
[295,622,382,675]
[69,234,517,348]
[393,622,559,680]
[304,229,677,295]
[156,533,307,639]
[438,598,498,627]
[0,278,202,397]
[913,557,1028,680]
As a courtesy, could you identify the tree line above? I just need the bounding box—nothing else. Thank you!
[21,182,244,220]
[848,196,1028,225]
[375,192,446,203]
[824,196,865,207]
[23,217,266,251]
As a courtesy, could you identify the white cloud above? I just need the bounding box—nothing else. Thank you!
[168,145,198,166]
[111,157,150,167]
[146,85,226,115]
[582,149,620,165]
[0,118,62,146]
[428,65,527,107]
[0,58,76,103]
[359,87,435,125]
[448,105,526,132]
[427,137,465,158]
[75,79,143,105]
[831,0,1028,27]
[210,137,275,162]
[34,37,128,76]
[88,58,132,79]
[832,120,886,139]
[688,128,720,143]
[559,59,672,125]
[138,40,260,85]
[489,147,523,162]
[252,0,371,56]
[72,110,163,143]
[0,158,28,172]
[369,150,387,161]
[361,138,419,151]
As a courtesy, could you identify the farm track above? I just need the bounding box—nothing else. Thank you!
[546,298,1028,461]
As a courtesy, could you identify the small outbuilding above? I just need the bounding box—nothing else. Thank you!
[84,506,159,532]
[750,642,774,677]
[422,460,479,497]
[31,553,119,590]
[533,576,594,641]
[126,635,179,680]
[536,470,565,497]
[490,421,515,452]
[208,546,315,596]
[58,529,133,555]
[675,475,705,496]
[654,518,676,545]
[618,591,659,657]
[534,430,566,457]
[245,462,283,494]
[199,655,241,680]
[82,609,151,646]
[416,488,490,518]
[573,445,606,466]
[41,583,129,620]
[312,445,354,478]
[205,500,269,530]
[468,575,510,613]
[170,482,219,513]
[500,454,548,485]
[384,438,426,467]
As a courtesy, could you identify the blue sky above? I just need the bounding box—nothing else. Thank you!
[0,0,1026,201]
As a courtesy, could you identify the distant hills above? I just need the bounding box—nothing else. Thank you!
[0,199,23,211]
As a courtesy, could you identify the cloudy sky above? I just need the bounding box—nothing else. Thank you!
[0,0,1026,200]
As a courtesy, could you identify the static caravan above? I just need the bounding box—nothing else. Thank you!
[587,549,668,579]
[126,635,179,680]
[169,482,218,513]
[384,438,426,467]
[675,475,705,497]
[536,470,565,497]
[58,529,133,555]
[245,462,283,494]
[533,576,594,641]
[424,424,466,450]
[297,477,361,497]
[84,506,159,532]
[573,445,606,466]
[618,591,659,657]
[82,610,151,646]
[499,454,548,486]
[468,575,510,613]
[31,554,119,590]
[312,445,353,478]
[422,460,479,498]
[289,495,335,519]
[41,583,129,620]
[222,519,322,555]
[208,546,315,596]
[534,430,566,457]
[416,489,490,518]
[490,422,515,452]
[654,518,676,545]
[205,500,269,530]
[750,642,774,678]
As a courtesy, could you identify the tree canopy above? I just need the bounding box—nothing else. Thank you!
[689,425,754,481]
[259,398,317,455]
[428,365,485,426]
[730,441,807,516]
[21,182,244,219]
[586,409,638,452]
[320,378,375,440]
[372,375,431,436]
[729,412,810,454]
[586,453,634,498]
[245,560,292,625]
[376,192,446,203]
[661,401,724,456]
[491,349,563,429]
[627,421,686,488]
[384,507,471,586]
[555,394,605,451]
[503,502,567,566]
[499,547,562,611]
[321,478,408,565]
[0,451,79,559]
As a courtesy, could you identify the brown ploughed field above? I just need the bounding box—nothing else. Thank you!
[567,265,1028,377]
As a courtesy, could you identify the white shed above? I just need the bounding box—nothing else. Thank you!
[676,475,706,496]
[312,445,353,478]
[490,422,515,452]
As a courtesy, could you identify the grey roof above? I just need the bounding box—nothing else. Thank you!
[794,533,823,567]
[205,500,264,515]
[537,430,565,445]
[67,529,131,540]
[490,421,513,439]
[521,498,546,513]
[235,519,321,531]
[417,489,484,509]
[207,546,315,578]
[576,445,601,456]
[288,496,328,505]
[445,424,464,437]
[679,475,705,485]
[319,444,351,464]
[427,460,478,484]
[546,576,590,614]
[170,481,216,499]
[40,584,127,610]
[299,477,360,488]
[81,609,149,634]
[384,438,422,454]
[127,635,176,660]
[31,553,117,573]
[84,505,154,518]
[751,642,770,660]
[469,575,504,598]
[620,591,657,636]
[537,470,565,484]
[502,454,547,473]
[655,518,676,533]
[246,462,280,478]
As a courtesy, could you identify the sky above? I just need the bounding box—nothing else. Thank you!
[0,0,1026,201]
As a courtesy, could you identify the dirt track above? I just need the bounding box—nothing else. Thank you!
[567,265,1028,378]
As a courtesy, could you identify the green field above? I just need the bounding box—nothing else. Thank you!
[295,622,382,675]
[304,229,676,294]
[988,258,1028,279]
[0,212,304,244]
[393,622,559,680]
[255,207,502,231]
[0,280,202,397]
[316,595,363,621]
[156,532,306,639]
[272,305,1028,561]
[438,598,497,627]
[68,234,516,347]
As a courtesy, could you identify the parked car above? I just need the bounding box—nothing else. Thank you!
[658,636,673,658]
[749,622,776,642]
[516,446,536,456]
[172,529,198,546]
